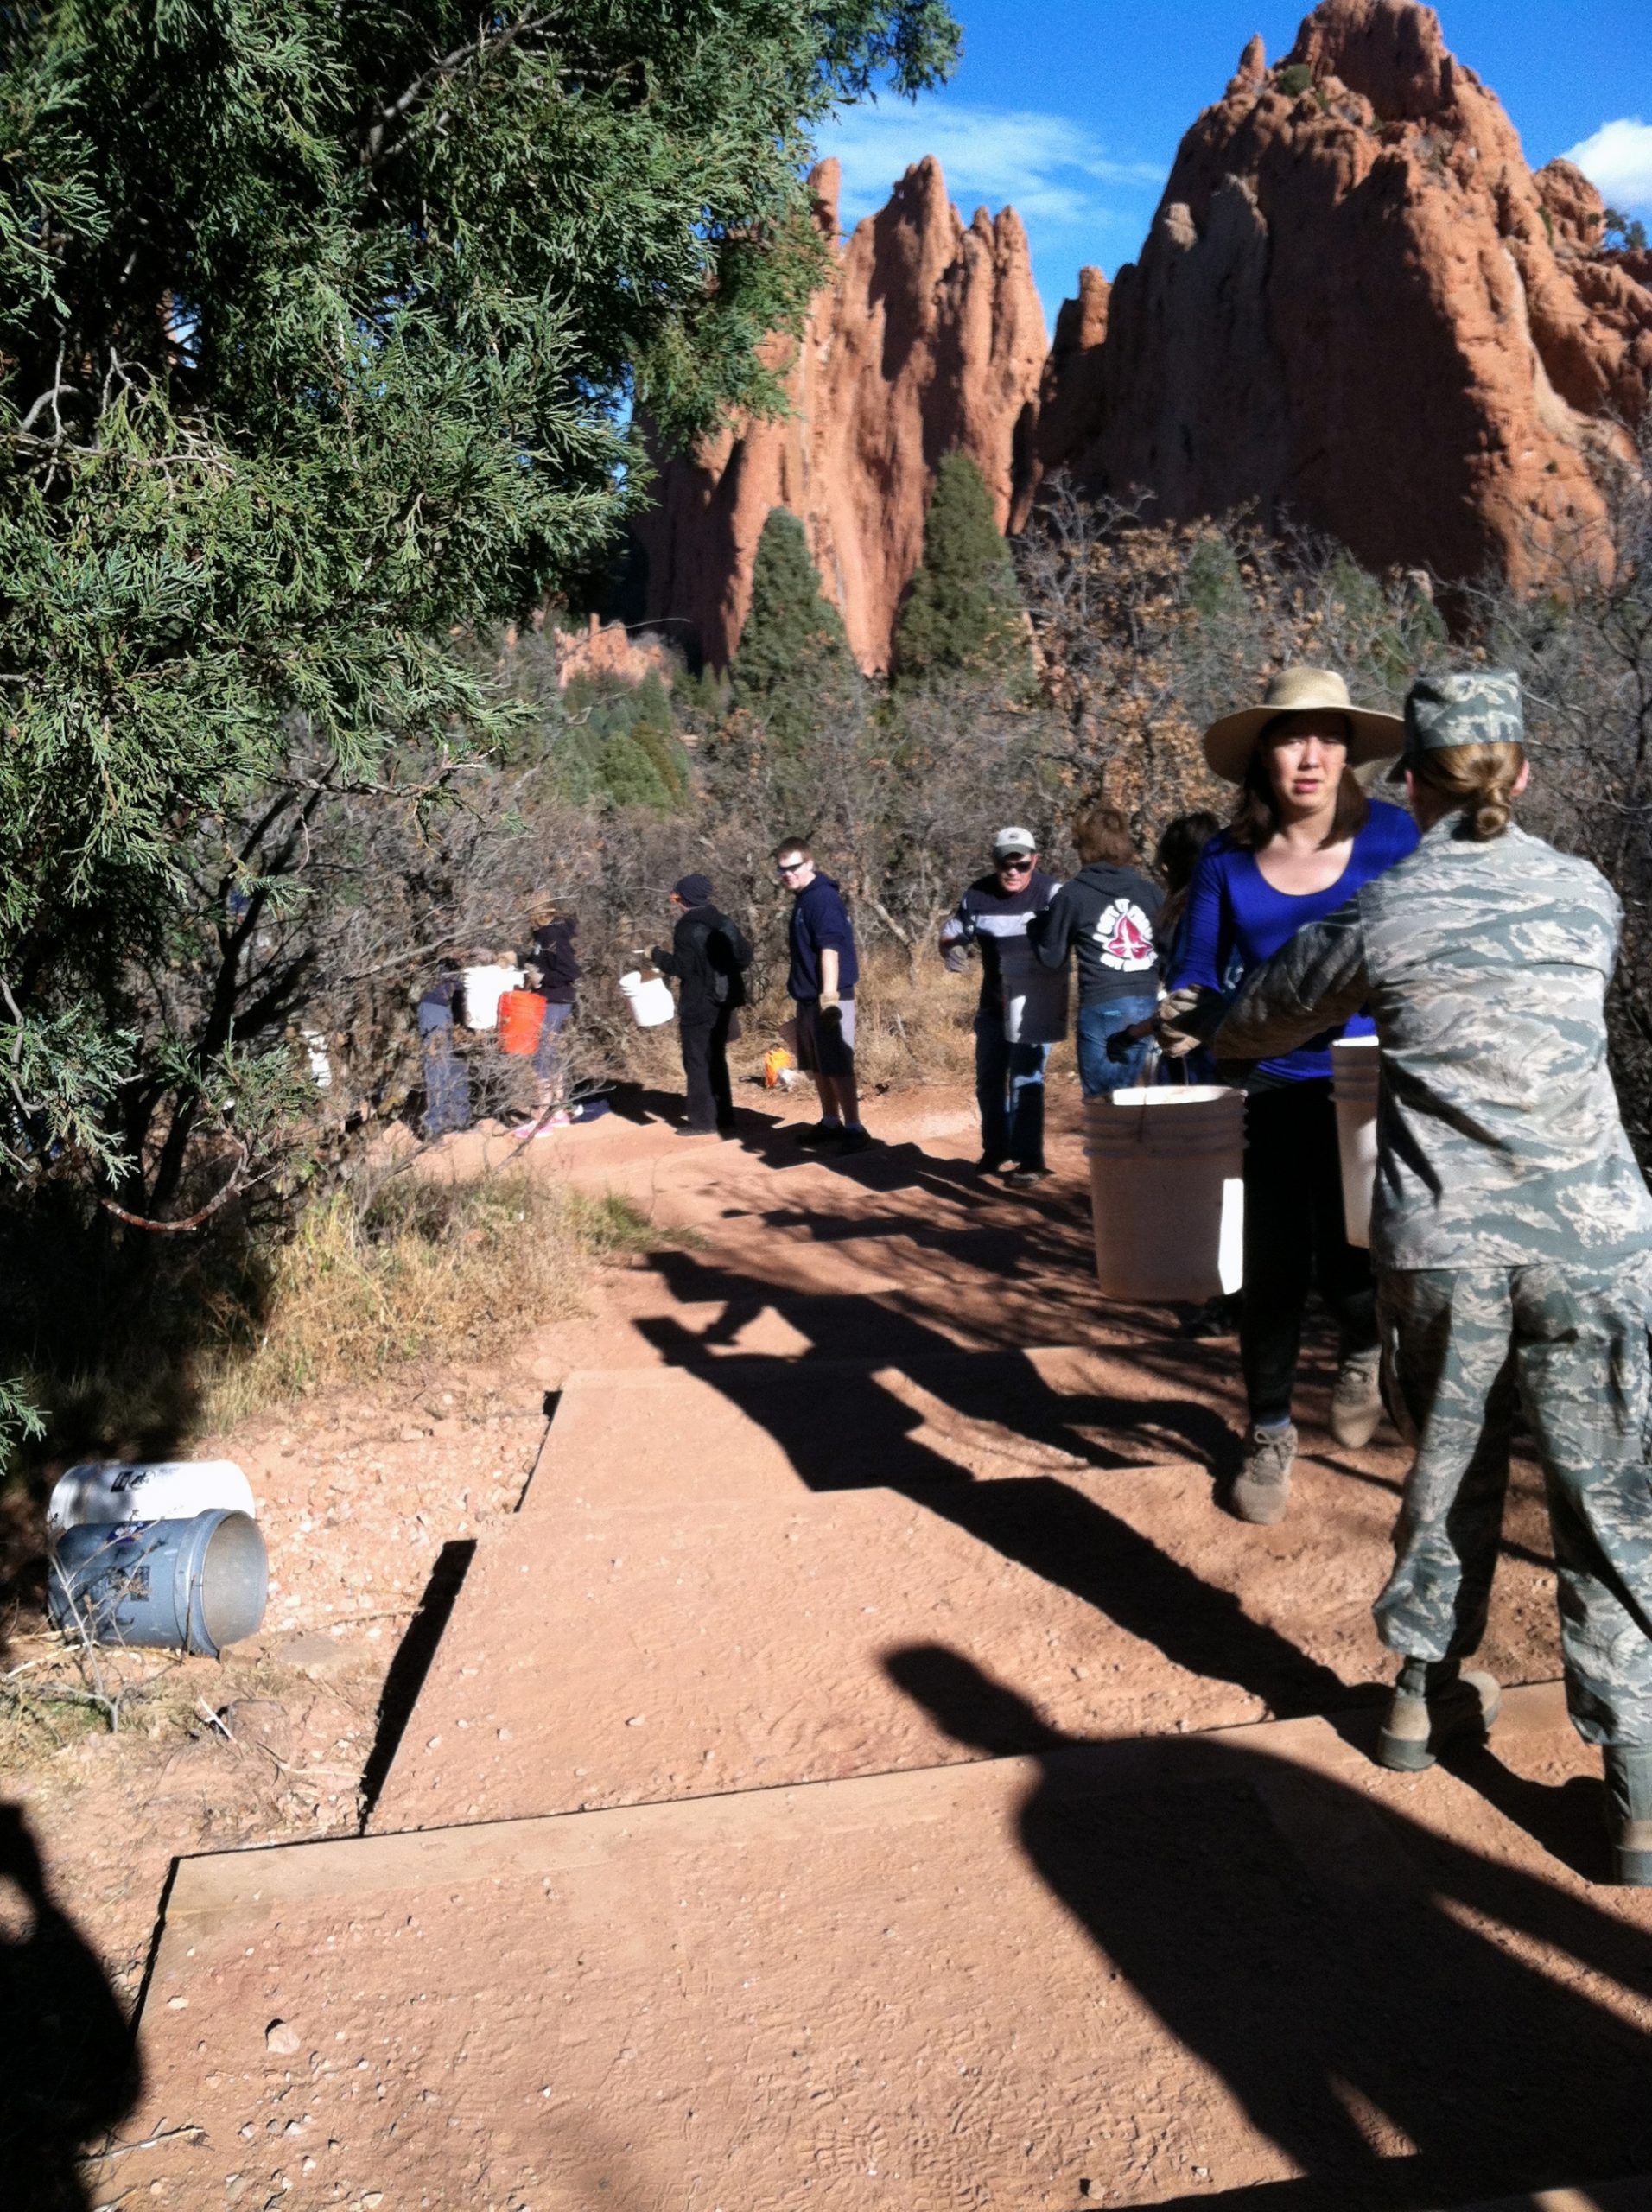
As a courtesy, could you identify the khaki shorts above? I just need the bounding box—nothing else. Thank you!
[793,995,856,1077]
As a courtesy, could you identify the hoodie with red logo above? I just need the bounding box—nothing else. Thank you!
[1029,861,1164,1006]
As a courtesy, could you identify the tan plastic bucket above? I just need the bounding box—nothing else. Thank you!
[1084,1085,1245,1303]
[1331,1035,1381,1249]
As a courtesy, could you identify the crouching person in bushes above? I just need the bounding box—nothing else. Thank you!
[417,963,471,1138]
[1208,670,1652,1883]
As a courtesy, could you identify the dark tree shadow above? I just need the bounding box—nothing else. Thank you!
[0,1802,140,2210]
[886,1643,1652,2212]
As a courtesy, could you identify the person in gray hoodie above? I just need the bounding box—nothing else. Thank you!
[1030,803,1163,1096]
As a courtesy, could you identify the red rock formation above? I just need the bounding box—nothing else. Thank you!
[551,613,676,691]
[1010,265,1111,531]
[1028,0,1652,585]
[629,157,1047,674]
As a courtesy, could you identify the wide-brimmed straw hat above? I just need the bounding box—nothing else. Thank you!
[1201,667,1405,785]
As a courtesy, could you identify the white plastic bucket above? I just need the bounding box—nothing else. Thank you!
[620,969,676,1028]
[461,964,524,1032]
[1085,1085,1245,1302]
[1332,1035,1382,1249]
[48,1459,257,1535]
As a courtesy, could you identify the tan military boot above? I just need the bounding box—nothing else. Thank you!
[1232,1421,1297,1525]
[1330,1349,1384,1449]
[1375,1657,1501,1772]
[1604,1747,1652,1885]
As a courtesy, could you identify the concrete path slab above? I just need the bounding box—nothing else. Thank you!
[120,1691,1652,2212]
[526,1344,1260,1510]
[375,1419,1564,1834]
[371,1469,1255,1832]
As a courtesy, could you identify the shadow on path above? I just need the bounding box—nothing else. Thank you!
[635,1274,1353,1722]
[0,1801,139,2210]
[887,1643,1652,2212]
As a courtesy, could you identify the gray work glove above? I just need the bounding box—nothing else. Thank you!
[1156,987,1210,1059]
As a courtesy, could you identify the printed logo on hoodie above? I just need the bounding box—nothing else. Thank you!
[1092,899,1156,971]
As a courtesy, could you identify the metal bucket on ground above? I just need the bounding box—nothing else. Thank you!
[1331,1035,1382,1249]
[461,964,524,1032]
[619,969,675,1028]
[48,1510,269,1656]
[497,988,549,1056]
[48,1459,256,1535]
[1084,1085,1245,1302]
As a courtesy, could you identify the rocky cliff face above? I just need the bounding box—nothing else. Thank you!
[628,158,1047,674]
[1027,0,1652,584]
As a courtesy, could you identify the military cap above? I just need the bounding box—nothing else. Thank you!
[1390,669,1524,779]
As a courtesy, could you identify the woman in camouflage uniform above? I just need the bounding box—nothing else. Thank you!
[1208,670,1652,1884]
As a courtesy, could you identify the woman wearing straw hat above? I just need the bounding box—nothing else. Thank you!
[1160,667,1417,1523]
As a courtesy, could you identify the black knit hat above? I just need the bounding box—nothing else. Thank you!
[674,873,714,904]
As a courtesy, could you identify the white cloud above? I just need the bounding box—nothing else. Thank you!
[1563,117,1652,210]
[816,97,1163,235]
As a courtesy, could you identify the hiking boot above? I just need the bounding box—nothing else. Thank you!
[1231,1422,1297,1524]
[1375,1657,1502,1773]
[674,1123,718,1139]
[793,1121,843,1147]
[1003,1166,1051,1191]
[1604,1746,1652,1885]
[836,1126,872,1154]
[1330,1348,1384,1449]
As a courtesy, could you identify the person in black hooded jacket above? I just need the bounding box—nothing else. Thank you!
[653,874,752,1136]
[517,905,581,1125]
[1030,802,1163,1096]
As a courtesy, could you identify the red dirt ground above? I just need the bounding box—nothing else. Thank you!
[2,1081,1637,2211]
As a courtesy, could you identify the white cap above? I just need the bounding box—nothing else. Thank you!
[992,826,1037,858]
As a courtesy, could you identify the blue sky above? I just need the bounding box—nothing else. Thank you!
[816,2,1652,328]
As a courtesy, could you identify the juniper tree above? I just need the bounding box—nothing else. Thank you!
[894,453,1031,689]
[0,0,957,1454]
[0,0,956,1155]
[728,507,856,752]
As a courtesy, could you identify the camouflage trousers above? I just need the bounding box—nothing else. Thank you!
[1376,1262,1652,1745]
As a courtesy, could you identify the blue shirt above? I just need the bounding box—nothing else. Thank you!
[1169,799,1419,1082]
[786,872,860,1001]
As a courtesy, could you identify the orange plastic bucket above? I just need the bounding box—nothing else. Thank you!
[497,988,548,1056]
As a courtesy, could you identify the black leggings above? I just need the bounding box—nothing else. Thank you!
[681,1010,736,1132]
[1242,1078,1376,1427]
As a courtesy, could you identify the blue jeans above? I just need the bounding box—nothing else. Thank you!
[1077,992,1161,1098]
[975,1017,1049,1169]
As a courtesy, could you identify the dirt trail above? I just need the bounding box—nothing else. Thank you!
[11,1084,1652,2209]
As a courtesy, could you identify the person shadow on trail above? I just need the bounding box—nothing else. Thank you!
[886,1644,1652,2212]
[0,1801,140,2211]
[638,1272,1345,1724]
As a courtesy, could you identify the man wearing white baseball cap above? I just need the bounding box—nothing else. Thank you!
[940,826,1068,1188]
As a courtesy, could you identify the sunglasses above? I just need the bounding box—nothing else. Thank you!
[777,860,807,877]
[997,855,1033,872]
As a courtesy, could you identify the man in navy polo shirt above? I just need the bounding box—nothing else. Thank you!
[776,836,869,1154]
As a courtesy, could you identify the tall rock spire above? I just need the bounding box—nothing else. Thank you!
[627,157,1048,675]
[1026,0,1652,584]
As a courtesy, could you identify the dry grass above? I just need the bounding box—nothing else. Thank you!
[205,1177,658,1426]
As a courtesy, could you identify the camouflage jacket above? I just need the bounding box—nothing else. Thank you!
[1211,818,1652,1272]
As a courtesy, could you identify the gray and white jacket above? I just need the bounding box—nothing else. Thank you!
[941,869,1069,1045]
[1211,817,1652,1274]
